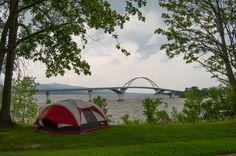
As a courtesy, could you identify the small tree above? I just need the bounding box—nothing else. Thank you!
[182,87,205,122]
[11,76,38,124]
[93,96,108,115]
[143,98,162,124]
[201,87,223,120]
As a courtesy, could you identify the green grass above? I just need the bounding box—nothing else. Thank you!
[1,120,236,156]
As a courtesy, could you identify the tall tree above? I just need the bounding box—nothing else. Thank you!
[156,0,236,95]
[0,0,146,127]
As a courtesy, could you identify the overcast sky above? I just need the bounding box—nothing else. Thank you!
[27,0,220,90]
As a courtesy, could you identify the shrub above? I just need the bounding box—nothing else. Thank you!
[156,110,171,123]
[215,86,236,118]
[143,97,162,124]
[121,114,140,125]
[121,114,129,125]
[170,107,186,123]
[182,87,205,122]
[93,96,108,115]
[181,85,236,122]
[201,87,223,120]
[11,76,39,124]
[93,96,114,122]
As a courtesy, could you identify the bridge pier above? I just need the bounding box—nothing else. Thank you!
[170,92,176,98]
[88,90,93,102]
[46,91,51,104]
[117,93,124,101]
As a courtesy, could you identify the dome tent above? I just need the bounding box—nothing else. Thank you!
[35,99,108,134]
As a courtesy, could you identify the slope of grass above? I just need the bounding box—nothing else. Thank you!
[1,120,236,156]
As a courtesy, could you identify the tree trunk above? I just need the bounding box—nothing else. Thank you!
[0,51,16,127]
[0,17,10,75]
[213,0,236,96]
[0,52,6,75]
[0,0,19,127]
[225,61,236,96]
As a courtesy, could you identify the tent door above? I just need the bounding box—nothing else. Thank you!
[83,109,97,123]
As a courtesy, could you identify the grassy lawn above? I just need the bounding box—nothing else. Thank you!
[1,120,236,156]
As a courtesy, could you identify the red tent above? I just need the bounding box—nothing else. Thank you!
[35,99,108,134]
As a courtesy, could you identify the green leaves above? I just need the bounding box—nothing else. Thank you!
[181,85,236,122]
[93,96,108,115]
[11,0,147,77]
[11,76,39,124]
[157,0,236,87]
[125,0,146,21]
[143,97,162,124]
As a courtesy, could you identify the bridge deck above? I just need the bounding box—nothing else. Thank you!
[38,86,183,94]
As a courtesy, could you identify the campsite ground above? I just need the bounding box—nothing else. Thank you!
[1,119,236,156]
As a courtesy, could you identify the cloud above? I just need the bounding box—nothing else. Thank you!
[73,0,166,59]
[114,3,167,59]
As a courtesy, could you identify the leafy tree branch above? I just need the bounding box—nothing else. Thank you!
[157,0,236,95]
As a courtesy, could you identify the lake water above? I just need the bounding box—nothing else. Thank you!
[35,93,185,124]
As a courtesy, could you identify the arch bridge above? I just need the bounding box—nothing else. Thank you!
[109,77,182,100]
[38,77,184,102]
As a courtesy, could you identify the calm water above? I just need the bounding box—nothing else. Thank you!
[34,93,185,124]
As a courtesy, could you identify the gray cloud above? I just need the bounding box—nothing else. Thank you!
[81,0,167,59]
[117,1,167,59]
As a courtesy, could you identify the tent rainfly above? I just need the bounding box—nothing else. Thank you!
[35,99,108,134]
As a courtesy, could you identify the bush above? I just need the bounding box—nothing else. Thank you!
[201,87,223,120]
[143,97,162,124]
[156,110,171,123]
[121,114,140,125]
[11,76,39,124]
[121,114,129,124]
[220,86,236,118]
[182,87,205,122]
[181,85,236,122]
[93,96,108,115]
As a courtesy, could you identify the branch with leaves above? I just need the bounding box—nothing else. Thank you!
[157,0,236,94]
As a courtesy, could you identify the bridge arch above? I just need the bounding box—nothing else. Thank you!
[117,77,161,99]
[123,77,159,89]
